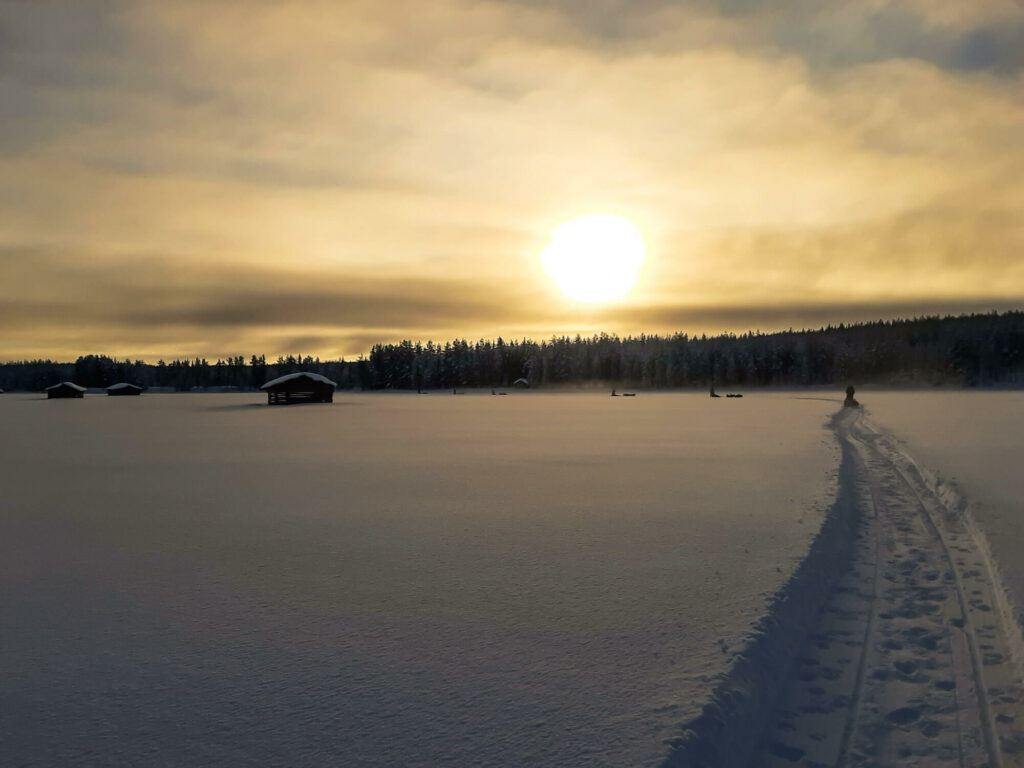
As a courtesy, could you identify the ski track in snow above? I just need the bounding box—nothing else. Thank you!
[4,393,1021,767]
[758,409,1024,768]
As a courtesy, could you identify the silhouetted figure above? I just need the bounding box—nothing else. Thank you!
[710,384,721,398]
[843,384,860,408]
[611,388,619,396]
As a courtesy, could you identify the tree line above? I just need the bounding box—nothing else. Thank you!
[1,311,1021,392]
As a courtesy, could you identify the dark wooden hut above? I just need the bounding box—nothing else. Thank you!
[107,383,143,396]
[512,378,530,389]
[46,382,85,399]
[260,372,336,405]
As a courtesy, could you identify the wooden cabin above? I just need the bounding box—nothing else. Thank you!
[46,382,85,399]
[107,383,143,396]
[260,372,336,405]
[512,378,530,389]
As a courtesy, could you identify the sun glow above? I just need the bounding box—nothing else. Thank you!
[538,213,646,302]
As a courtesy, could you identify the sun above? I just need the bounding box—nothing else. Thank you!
[538,213,646,302]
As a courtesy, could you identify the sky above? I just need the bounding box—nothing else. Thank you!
[1,0,1023,361]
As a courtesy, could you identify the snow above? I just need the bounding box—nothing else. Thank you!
[861,391,1024,631]
[0,391,839,767]
[107,382,141,390]
[673,394,1024,766]
[45,380,85,391]
[752,405,1024,767]
[260,371,337,389]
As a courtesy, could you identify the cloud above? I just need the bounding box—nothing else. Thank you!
[1,1,1023,360]
[778,6,1024,75]
[495,0,1024,75]
[0,245,546,358]
[609,299,1024,335]
[2,241,1020,361]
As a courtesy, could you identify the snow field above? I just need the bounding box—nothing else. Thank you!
[0,391,839,767]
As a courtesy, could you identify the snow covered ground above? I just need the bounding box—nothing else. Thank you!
[863,391,1024,632]
[759,404,1024,768]
[0,391,838,767]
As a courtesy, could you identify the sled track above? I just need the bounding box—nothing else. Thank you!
[759,409,1024,768]
[662,408,1024,768]
[834,450,882,768]
[878,423,1001,766]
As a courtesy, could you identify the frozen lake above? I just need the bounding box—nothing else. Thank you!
[0,392,839,767]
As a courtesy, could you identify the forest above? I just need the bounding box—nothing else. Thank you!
[1,311,1022,392]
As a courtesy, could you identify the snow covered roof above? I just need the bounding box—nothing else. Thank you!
[107,382,142,390]
[46,381,85,392]
[260,372,337,390]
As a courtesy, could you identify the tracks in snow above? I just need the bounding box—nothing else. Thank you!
[759,409,1024,768]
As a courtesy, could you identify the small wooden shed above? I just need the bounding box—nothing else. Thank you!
[47,382,85,399]
[107,383,143,396]
[512,378,530,389]
[261,372,336,405]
